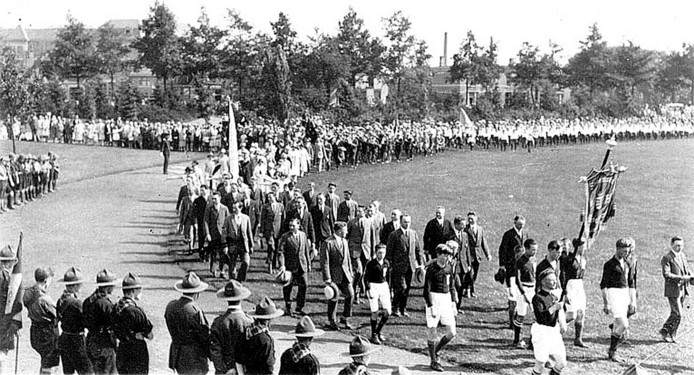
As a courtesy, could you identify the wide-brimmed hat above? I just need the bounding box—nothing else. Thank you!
[58,267,84,285]
[248,296,284,319]
[342,335,380,357]
[121,272,145,290]
[95,269,120,287]
[323,283,339,300]
[293,316,325,337]
[412,267,426,288]
[494,268,506,285]
[275,269,292,287]
[0,245,17,261]
[174,272,209,293]
[216,280,251,301]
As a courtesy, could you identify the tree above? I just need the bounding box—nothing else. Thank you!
[449,31,501,107]
[510,42,564,106]
[180,8,227,81]
[270,12,297,53]
[219,9,261,104]
[382,11,417,121]
[657,45,694,103]
[0,48,32,122]
[566,23,611,99]
[336,7,384,87]
[608,42,657,113]
[96,23,132,101]
[43,14,98,88]
[133,1,181,105]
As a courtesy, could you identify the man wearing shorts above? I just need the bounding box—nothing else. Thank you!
[531,271,567,375]
[513,238,538,349]
[561,238,587,347]
[364,244,391,345]
[423,244,457,372]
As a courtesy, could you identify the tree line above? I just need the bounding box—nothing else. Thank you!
[2,2,694,124]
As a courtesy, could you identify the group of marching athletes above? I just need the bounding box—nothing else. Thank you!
[0,152,59,212]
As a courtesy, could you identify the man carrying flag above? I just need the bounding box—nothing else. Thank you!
[0,235,23,375]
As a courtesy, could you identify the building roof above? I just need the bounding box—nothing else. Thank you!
[25,29,59,43]
[0,25,29,42]
[102,19,139,30]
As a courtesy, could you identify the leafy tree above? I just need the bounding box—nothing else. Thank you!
[219,9,261,103]
[566,23,611,99]
[180,8,227,81]
[116,79,141,120]
[270,12,297,53]
[510,42,564,106]
[336,7,384,86]
[133,1,181,104]
[96,23,132,100]
[76,83,97,119]
[657,45,694,103]
[0,48,32,122]
[450,31,501,108]
[43,14,98,88]
[382,11,417,121]
[608,42,657,113]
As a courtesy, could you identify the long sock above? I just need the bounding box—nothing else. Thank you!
[609,334,620,353]
[376,314,389,334]
[370,319,377,336]
[575,323,584,344]
[427,340,438,362]
[435,335,453,354]
[513,325,521,344]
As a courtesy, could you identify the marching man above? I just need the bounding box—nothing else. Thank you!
[364,244,391,345]
[513,239,538,349]
[531,271,567,375]
[561,238,588,347]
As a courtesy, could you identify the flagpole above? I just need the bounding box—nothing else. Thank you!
[227,97,239,180]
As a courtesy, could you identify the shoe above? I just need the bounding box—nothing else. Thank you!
[574,339,587,347]
[370,335,382,345]
[325,322,341,331]
[670,334,677,343]
[515,340,528,349]
[392,311,401,318]
[377,333,386,342]
[340,318,355,330]
[659,329,672,343]
[430,361,444,372]
[401,311,410,318]
[608,351,625,363]
[470,292,478,298]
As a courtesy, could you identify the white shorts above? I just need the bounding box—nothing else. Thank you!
[368,282,392,313]
[606,288,630,319]
[516,287,535,316]
[426,292,456,328]
[531,323,566,363]
[565,279,586,313]
[507,277,519,301]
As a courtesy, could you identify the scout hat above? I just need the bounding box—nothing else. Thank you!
[0,245,17,261]
[121,272,145,290]
[275,269,292,287]
[323,282,339,300]
[293,316,325,337]
[58,267,84,285]
[248,296,284,319]
[216,279,251,301]
[174,271,209,293]
[95,269,120,287]
[342,335,380,357]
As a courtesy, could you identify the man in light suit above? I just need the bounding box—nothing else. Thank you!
[659,236,693,342]
[320,221,355,330]
[222,201,254,281]
[464,211,491,298]
[278,218,313,316]
[325,183,340,222]
[386,214,424,317]
[261,192,284,273]
[205,192,230,276]
[310,194,334,250]
[347,206,373,303]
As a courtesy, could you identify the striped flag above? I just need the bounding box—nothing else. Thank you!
[227,99,240,179]
[582,167,622,240]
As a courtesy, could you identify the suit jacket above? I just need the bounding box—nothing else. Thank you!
[176,185,190,211]
[386,228,424,273]
[164,297,210,372]
[453,228,472,274]
[310,204,334,241]
[380,221,398,246]
[499,228,527,268]
[261,202,284,239]
[302,190,318,209]
[347,217,373,260]
[423,218,455,257]
[464,224,491,262]
[192,195,209,222]
[278,231,312,273]
[222,213,254,253]
[210,309,253,374]
[283,208,316,246]
[205,204,230,242]
[662,250,691,297]
[337,200,358,222]
[325,192,340,222]
[320,234,354,284]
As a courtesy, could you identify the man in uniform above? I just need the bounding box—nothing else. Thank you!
[423,206,455,261]
[23,267,60,374]
[498,215,528,326]
[83,269,119,374]
[561,238,588,347]
[364,244,391,345]
[513,239,538,349]
[659,236,692,342]
[320,221,355,330]
[530,271,567,375]
[278,218,313,317]
[210,280,253,374]
[386,214,424,317]
[338,336,379,375]
[278,316,323,375]
[165,272,211,374]
[423,244,458,372]
[112,273,154,375]
[222,201,254,282]
[600,237,637,363]
[57,267,93,375]
[463,212,491,298]
[236,296,284,375]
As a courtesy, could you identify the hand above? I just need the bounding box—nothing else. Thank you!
[222,246,229,255]
[206,234,211,242]
[603,305,611,315]
[627,304,636,318]
[135,332,145,340]
[428,306,438,319]
[560,325,566,335]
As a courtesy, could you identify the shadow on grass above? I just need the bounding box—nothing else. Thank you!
[138,199,176,204]
[139,274,183,280]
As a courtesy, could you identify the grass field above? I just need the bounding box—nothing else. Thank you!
[176,138,694,375]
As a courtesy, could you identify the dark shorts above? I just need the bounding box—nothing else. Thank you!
[30,323,60,368]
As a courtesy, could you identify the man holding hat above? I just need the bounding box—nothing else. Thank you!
[210,280,253,374]
[112,273,153,375]
[236,296,284,375]
[23,267,60,374]
[57,266,93,375]
[321,221,355,330]
[278,218,313,317]
[83,268,119,374]
[338,335,379,375]
[165,271,211,374]
[278,316,323,375]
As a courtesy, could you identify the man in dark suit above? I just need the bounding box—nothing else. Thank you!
[386,214,424,317]
[464,211,491,298]
[380,209,401,246]
[160,133,171,174]
[302,182,318,210]
[423,206,455,261]
[310,194,334,250]
[205,192,230,276]
[320,222,354,330]
[278,219,313,316]
[261,192,285,273]
[659,236,693,342]
[451,215,471,307]
[498,215,528,325]
[337,190,358,222]
[283,198,316,250]
[192,185,210,260]
[347,206,372,302]
[222,201,255,282]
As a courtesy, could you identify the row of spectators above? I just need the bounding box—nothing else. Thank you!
[0,152,59,212]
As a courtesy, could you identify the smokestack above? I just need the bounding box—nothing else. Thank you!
[443,32,448,67]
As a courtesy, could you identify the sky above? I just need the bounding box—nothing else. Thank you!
[3,0,694,65]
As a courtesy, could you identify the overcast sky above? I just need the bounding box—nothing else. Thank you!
[3,0,694,65]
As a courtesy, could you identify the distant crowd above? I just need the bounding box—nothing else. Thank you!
[0,152,59,212]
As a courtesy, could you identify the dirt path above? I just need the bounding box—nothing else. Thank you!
[1,160,470,374]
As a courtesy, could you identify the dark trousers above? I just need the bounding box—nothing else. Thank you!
[327,279,354,323]
[391,268,413,314]
[30,323,60,369]
[58,334,93,375]
[283,271,308,310]
[463,261,480,293]
[163,153,170,174]
[86,335,116,375]
[227,245,249,282]
[208,239,224,272]
[196,219,205,253]
[116,340,149,375]
[662,295,685,336]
